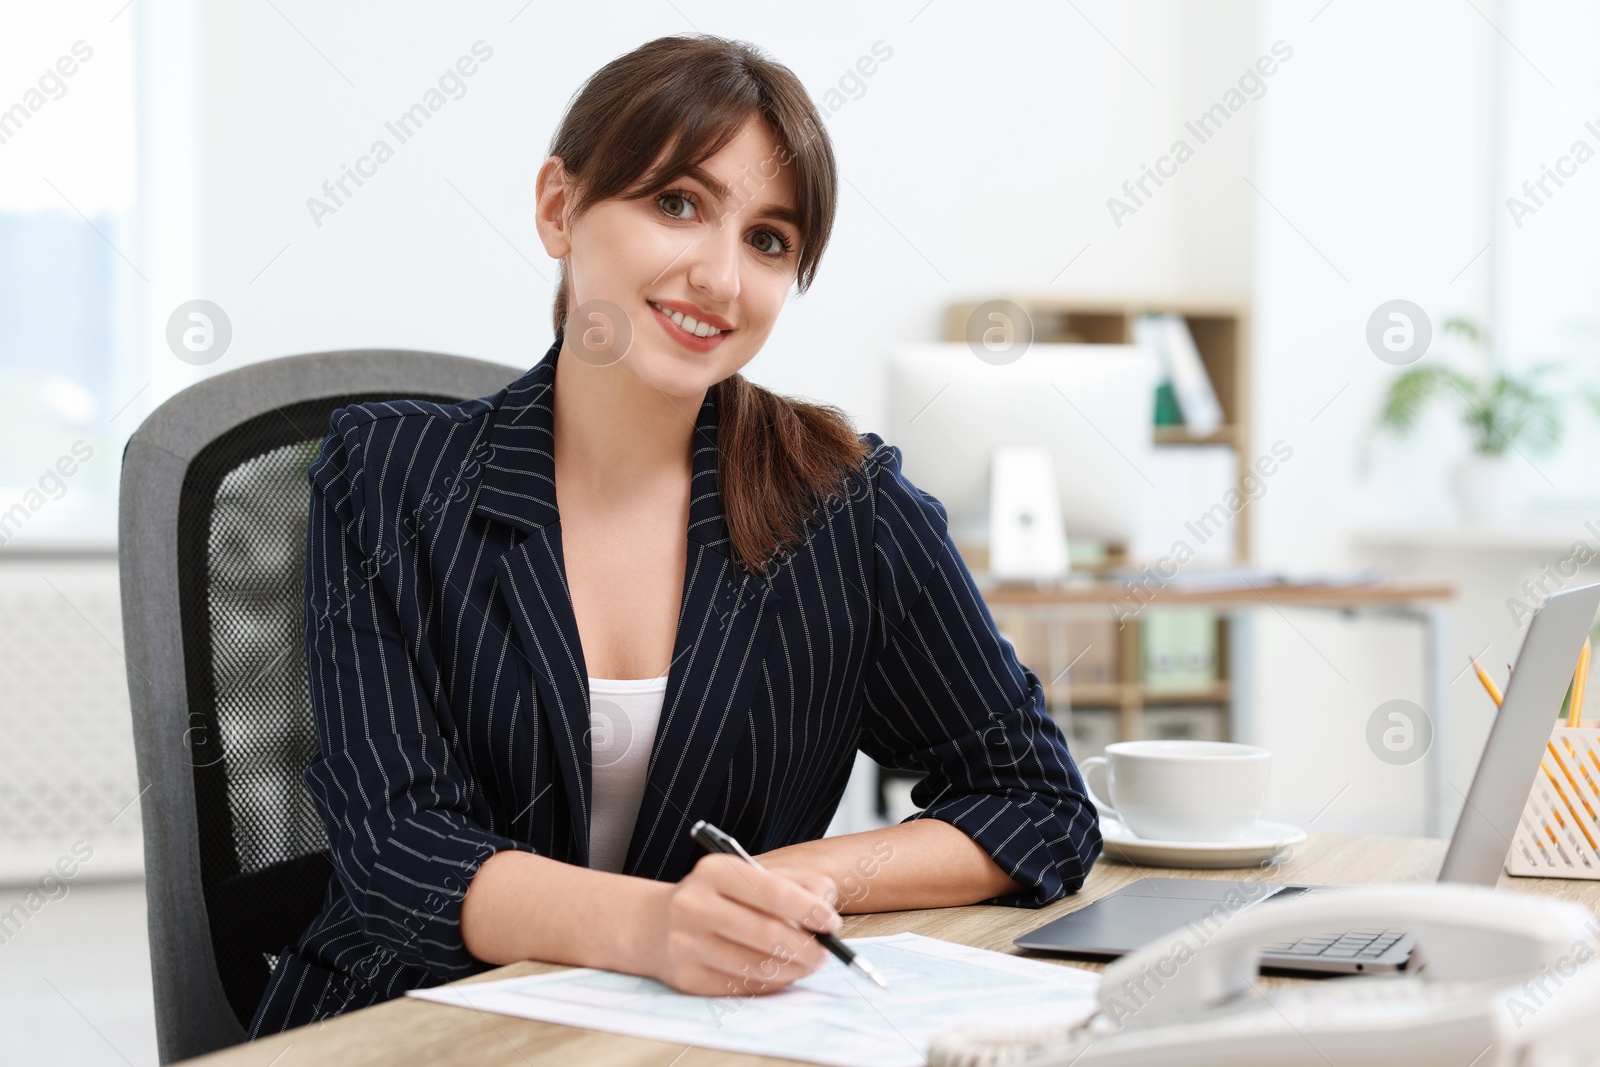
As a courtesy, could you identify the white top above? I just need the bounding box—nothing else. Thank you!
[586,674,668,874]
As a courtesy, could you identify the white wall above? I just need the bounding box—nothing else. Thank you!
[125,0,1588,840]
[1492,0,1600,509]
[1250,0,1499,835]
[131,0,1261,435]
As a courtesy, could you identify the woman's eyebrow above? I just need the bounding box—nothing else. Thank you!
[678,164,801,228]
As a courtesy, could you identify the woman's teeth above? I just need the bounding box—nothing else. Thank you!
[650,300,723,338]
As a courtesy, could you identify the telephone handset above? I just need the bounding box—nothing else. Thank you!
[928,884,1600,1067]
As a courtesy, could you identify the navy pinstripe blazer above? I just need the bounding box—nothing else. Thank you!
[248,332,1102,1037]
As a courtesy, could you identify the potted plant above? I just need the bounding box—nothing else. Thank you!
[1361,317,1576,522]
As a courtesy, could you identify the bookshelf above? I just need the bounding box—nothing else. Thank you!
[943,294,1252,758]
[942,293,1254,556]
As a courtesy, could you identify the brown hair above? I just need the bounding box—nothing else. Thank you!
[547,34,869,576]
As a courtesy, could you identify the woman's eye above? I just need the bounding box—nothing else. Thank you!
[658,188,793,258]
[657,191,696,219]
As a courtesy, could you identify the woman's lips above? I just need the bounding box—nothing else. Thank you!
[648,300,730,352]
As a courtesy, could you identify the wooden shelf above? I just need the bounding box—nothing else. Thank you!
[1046,683,1124,707]
[1142,682,1233,704]
[946,294,1253,747]
[943,293,1254,561]
[978,580,1454,609]
[1043,681,1232,708]
[1153,425,1238,446]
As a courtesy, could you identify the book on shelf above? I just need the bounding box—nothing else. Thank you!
[999,618,1118,688]
[1064,620,1117,684]
[1152,379,1183,428]
[1141,609,1218,691]
[1133,312,1223,435]
[1141,705,1227,743]
[1058,706,1117,763]
[1133,315,1180,429]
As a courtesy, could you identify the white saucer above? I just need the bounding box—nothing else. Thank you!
[1097,816,1307,869]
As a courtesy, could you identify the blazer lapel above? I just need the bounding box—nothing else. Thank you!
[475,337,595,862]
[475,333,784,877]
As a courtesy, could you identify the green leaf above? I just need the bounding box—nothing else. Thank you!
[1374,365,1477,436]
[1441,316,1485,347]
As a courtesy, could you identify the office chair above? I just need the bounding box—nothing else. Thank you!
[118,349,520,1063]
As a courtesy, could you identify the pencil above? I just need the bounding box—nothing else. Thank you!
[1542,759,1599,853]
[1561,735,1600,807]
[1471,655,1504,707]
[1547,742,1599,826]
[1570,637,1591,729]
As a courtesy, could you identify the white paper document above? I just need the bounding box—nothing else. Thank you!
[407,931,1101,1067]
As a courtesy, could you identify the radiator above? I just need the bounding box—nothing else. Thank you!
[0,553,144,883]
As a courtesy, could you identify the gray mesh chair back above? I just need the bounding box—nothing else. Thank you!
[118,350,519,1063]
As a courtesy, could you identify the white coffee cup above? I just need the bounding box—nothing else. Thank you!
[1079,740,1270,842]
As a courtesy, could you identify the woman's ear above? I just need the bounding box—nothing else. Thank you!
[534,155,575,259]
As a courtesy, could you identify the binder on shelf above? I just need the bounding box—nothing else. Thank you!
[1134,314,1183,428]
[1064,620,1117,685]
[1060,707,1118,763]
[1132,313,1223,435]
[998,618,1116,693]
[1141,705,1227,743]
[1003,618,1120,691]
[1141,609,1218,691]
[1161,313,1223,435]
[1153,379,1183,428]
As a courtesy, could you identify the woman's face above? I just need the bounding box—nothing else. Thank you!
[536,116,802,401]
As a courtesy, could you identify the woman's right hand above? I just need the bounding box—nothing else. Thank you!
[641,853,841,996]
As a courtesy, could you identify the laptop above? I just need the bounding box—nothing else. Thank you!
[1015,581,1600,976]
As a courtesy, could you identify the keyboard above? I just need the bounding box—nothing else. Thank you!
[1264,930,1409,959]
[1257,885,1408,960]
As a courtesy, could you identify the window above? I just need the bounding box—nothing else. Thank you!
[0,9,135,544]
[1492,2,1600,502]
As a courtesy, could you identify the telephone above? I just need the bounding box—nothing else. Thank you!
[928,884,1600,1067]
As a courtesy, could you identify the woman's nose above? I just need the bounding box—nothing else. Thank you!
[683,226,742,304]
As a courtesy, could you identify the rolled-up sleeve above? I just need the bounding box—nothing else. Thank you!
[302,410,537,978]
[854,439,1102,907]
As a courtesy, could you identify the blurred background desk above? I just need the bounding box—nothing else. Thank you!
[930,579,1458,833]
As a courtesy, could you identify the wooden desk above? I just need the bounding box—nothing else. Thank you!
[976,579,1456,610]
[184,832,1598,1067]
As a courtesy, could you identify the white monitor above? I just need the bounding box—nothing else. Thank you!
[886,343,1157,580]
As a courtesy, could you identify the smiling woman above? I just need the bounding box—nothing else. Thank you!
[537,34,868,581]
[248,32,1102,1038]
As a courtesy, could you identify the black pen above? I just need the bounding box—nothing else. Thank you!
[688,820,890,991]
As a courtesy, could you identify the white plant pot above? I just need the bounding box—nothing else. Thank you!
[1451,453,1528,523]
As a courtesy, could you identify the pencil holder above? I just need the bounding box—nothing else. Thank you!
[1506,724,1600,880]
